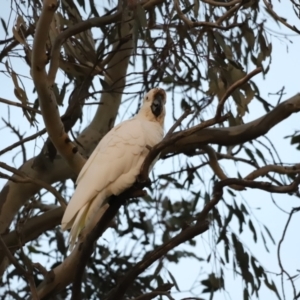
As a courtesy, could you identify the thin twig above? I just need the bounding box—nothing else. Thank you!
[0,235,28,277]
[277,207,300,299]
[0,128,46,156]
[215,67,262,119]
[48,12,122,85]
[174,0,242,30]
[132,291,175,300]
[19,244,39,299]
[0,97,41,114]
[263,0,300,34]
[165,109,193,138]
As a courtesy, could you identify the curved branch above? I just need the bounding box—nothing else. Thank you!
[0,2,133,278]
[48,11,122,84]
[200,0,242,7]
[174,0,242,30]
[245,164,300,180]
[263,0,300,34]
[35,9,134,298]
[215,67,262,119]
[32,0,86,174]
[277,207,300,299]
[104,220,209,300]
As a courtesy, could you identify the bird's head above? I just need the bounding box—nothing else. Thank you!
[138,88,166,126]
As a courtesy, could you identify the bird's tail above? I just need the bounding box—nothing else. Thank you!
[68,202,90,251]
[67,193,108,251]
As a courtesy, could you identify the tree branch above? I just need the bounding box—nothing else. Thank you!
[0,129,46,157]
[161,93,300,157]
[0,236,39,299]
[174,0,242,30]
[0,162,67,207]
[215,67,262,119]
[1,207,64,252]
[32,0,86,175]
[263,0,300,34]
[277,207,300,299]
[104,220,209,300]
[48,11,123,85]
[0,97,41,114]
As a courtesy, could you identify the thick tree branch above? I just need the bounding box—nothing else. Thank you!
[160,93,300,157]
[71,189,147,300]
[140,113,230,181]
[0,3,134,279]
[32,0,86,174]
[1,207,64,252]
[34,9,134,298]
[0,162,67,207]
[1,92,299,277]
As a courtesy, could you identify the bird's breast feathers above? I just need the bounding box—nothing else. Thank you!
[61,88,166,248]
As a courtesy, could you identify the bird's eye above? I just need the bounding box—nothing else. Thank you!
[146,96,149,101]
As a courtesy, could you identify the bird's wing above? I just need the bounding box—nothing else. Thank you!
[61,118,146,229]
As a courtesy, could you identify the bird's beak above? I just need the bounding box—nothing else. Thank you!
[151,93,164,117]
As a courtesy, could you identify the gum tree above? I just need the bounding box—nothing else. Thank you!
[0,0,300,299]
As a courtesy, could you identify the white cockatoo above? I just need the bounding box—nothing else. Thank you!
[61,88,166,249]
